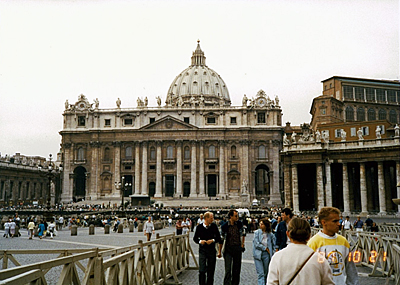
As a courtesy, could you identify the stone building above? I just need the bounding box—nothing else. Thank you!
[0,153,62,207]
[281,76,400,215]
[60,42,283,205]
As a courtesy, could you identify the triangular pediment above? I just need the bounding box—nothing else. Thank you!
[140,115,198,131]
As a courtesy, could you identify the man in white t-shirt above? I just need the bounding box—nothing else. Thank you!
[342,216,352,236]
[197,214,204,227]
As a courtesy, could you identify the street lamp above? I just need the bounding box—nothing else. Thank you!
[115,177,131,210]
[38,154,62,212]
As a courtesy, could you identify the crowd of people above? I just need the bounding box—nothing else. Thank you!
[1,207,385,284]
[192,207,365,285]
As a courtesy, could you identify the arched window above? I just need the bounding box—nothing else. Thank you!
[258,145,266,159]
[357,108,365,121]
[231,146,237,158]
[104,147,110,161]
[368,108,376,121]
[345,106,354,121]
[378,109,387,121]
[125,146,132,158]
[77,148,85,161]
[208,145,216,158]
[150,147,156,160]
[184,146,190,160]
[167,146,173,159]
[389,110,398,124]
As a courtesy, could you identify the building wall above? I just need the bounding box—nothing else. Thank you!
[60,93,284,205]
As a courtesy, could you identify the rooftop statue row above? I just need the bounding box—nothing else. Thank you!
[65,90,280,112]
[283,124,400,146]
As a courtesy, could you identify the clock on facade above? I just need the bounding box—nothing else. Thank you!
[256,97,266,107]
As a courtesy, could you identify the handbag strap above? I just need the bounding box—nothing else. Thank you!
[287,251,314,285]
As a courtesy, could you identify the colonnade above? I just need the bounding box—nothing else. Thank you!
[287,160,400,215]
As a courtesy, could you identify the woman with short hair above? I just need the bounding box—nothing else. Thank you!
[267,218,334,285]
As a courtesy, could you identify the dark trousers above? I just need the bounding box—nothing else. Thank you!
[223,245,242,285]
[199,248,216,285]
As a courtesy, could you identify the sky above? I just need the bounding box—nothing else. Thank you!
[0,0,398,159]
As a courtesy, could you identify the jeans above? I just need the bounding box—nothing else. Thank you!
[223,245,242,285]
[254,251,271,285]
[199,248,216,285]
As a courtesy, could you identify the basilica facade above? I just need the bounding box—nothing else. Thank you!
[60,42,284,205]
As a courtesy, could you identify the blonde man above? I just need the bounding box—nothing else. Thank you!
[307,207,359,285]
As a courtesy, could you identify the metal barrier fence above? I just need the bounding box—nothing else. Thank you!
[311,228,400,285]
[0,232,198,285]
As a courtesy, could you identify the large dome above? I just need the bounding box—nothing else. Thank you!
[166,41,231,107]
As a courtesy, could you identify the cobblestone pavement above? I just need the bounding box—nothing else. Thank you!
[0,226,394,285]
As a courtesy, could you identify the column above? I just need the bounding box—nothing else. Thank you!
[61,143,72,202]
[141,141,148,195]
[175,140,182,197]
[325,161,332,207]
[292,164,299,214]
[190,140,197,197]
[90,142,100,200]
[219,141,225,197]
[155,141,162,198]
[342,163,350,215]
[284,163,292,208]
[113,142,121,198]
[270,140,283,204]
[378,162,386,215]
[360,162,368,214]
[198,141,205,197]
[134,143,140,195]
[396,161,400,214]
[240,140,249,193]
[317,163,324,210]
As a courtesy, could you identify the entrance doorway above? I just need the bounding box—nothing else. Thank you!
[255,164,270,196]
[183,182,190,197]
[298,164,316,211]
[149,182,156,197]
[207,174,217,197]
[165,175,174,197]
[73,166,86,202]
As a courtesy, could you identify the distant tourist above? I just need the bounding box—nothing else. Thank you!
[354,216,364,232]
[27,219,35,239]
[143,216,155,241]
[364,215,373,231]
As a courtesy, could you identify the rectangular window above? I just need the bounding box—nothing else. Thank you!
[335,129,342,138]
[105,119,111,126]
[124,166,132,170]
[376,89,385,102]
[207,117,216,124]
[184,117,190,124]
[343,85,354,99]
[209,165,215,170]
[124,118,133,125]
[230,117,237,124]
[149,165,156,170]
[257,112,265,124]
[387,90,396,103]
[78,116,86,126]
[351,127,356,137]
[184,165,190,170]
[149,118,155,124]
[362,126,369,136]
[320,108,326,115]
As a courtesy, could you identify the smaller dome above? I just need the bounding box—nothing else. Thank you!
[166,41,231,107]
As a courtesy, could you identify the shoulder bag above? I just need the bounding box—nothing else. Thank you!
[287,251,314,285]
